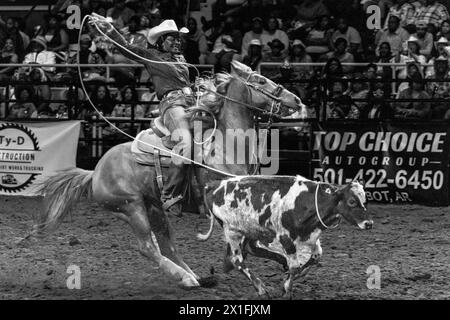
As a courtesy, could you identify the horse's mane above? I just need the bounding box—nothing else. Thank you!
[185,72,234,118]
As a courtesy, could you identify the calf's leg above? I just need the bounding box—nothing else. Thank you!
[226,229,269,297]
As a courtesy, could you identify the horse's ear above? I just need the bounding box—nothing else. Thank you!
[230,60,252,78]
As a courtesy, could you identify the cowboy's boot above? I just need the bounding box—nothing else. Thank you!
[161,162,186,217]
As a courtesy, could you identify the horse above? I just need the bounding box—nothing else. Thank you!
[34,60,307,289]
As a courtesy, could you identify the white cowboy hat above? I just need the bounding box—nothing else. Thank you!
[436,37,449,44]
[249,39,262,46]
[147,20,189,45]
[407,35,419,43]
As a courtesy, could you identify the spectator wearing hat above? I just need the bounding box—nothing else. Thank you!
[414,0,449,28]
[242,39,263,71]
[263,39,287,62]
[261,39,287,79]
[23,36,56,74]
[426,55,450,118]
[331,17,362,55]
[395,72,431,119]
[383,0,416,29]
[323,38,355,74]
[260,17,289,56]
[68,34,106,81]
[241,17,266,57]
[426,36,450,75]
[400,35,427,65]
[412,20,434,58]
[376,14,410,57]
[304,15,333,59]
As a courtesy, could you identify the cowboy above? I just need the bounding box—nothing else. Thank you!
[90,14,196,218]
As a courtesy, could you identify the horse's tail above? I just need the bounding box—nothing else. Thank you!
[196,185,215,241]
[34,168,93,236]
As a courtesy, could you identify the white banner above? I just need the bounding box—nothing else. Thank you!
[0,121,81,196]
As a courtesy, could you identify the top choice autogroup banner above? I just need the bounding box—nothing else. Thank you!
[311,122,450,206]
[0,121,81,196]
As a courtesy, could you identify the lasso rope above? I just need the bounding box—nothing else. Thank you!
[77,14,236,177]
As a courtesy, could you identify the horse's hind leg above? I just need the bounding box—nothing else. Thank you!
[124,201,200,288]
[148,206,199,280]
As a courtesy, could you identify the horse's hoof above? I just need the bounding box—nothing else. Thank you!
[178,275,200,289]
[198,276,218,288]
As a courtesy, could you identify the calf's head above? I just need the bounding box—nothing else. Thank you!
[335,181,373,230]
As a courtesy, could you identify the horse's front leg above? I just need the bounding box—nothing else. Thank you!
[148,206,200,280]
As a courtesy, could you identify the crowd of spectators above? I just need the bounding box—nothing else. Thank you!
[1,0,450,122]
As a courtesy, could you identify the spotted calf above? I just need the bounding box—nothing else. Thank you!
[197,175,373,298]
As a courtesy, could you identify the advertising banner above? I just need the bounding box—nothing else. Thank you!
[0,121,81,196]
[311,122,450,206]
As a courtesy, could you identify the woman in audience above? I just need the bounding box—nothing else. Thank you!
[90,84,115,116]
[437,19,450,41]
[8,86,37,119]
[0,38,19,81]
[361,80,394,120]
[112,86,145,118]
[304,15,333,60]
[395,73,431,119]
[37,14,69,57]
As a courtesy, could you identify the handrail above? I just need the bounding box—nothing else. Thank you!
[0,63,215,68]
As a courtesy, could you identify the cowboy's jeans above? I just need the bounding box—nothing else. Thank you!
[160,105,193,208]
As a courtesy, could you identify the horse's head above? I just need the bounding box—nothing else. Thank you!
[230,60,307,118]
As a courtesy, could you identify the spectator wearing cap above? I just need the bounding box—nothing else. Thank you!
[414,0,449,28]
[149,8,163,28]
[241,17,266,57]
[331,17,362,55]
[426,55,450,118]
[323,38,355,74]
[107,0,135,30]
[209,35,241,73]
[304,15,333,59]
[23,36,56,74]
[260,17,289,56]
[383,0,416,29]
[375,14,410,57]
[287,39,313,79]
[242,39,263,71]
[395,72,431,119]
[412,20,434,58]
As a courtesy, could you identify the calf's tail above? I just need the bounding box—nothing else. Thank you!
[196,185,215,241]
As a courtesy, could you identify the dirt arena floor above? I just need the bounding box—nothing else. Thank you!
[0,195,449,300]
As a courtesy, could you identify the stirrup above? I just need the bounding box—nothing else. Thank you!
[162,195,183,211]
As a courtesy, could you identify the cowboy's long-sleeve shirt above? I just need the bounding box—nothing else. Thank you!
[101,26,191,100]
